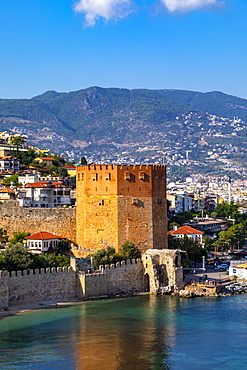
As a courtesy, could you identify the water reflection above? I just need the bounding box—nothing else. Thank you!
[1,295,247,369]
[73,296,177,369]
[0,296,180,369]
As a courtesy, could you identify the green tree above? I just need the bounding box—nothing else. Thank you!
[49,165,59,174]
[168,222,180,231]
[30,253,69,269]
[39,253,58,268]
[57,168,68,177]
[204,237,214,251]
[213,201,243,222]
[10,148,37,166]
[9,136,25,152]
[0,254,6,270]
[121,241,142,259]
[55,255,70,267]
[80,156,87,165]
[169,235,207,263]
[9,231,31,246]
[0,228,8,244]
[70,176,76,188]
[213,223,247,252]
[51,154,65,166]
[3,245,33,271]
[169,211,194,226]
[3,174,20,187]
[57,239,71,254]
[91,246,118,270]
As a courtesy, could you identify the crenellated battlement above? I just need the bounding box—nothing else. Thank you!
[98,258,142,272]
[76,164,166,172]
[0,266,77,308]
[77,164,116,171]
[0,266,74,279]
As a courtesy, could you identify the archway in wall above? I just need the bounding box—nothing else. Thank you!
[144,273,150,292]
[158,265,168,286]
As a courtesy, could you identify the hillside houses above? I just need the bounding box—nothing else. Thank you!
[17,181,72,208]
[0,156,20,172]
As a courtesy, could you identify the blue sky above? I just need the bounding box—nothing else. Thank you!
[0,0,246,99]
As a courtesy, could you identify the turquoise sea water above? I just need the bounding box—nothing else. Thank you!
[0,295,247,370]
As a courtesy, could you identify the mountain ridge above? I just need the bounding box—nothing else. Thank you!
[0,87,247,177]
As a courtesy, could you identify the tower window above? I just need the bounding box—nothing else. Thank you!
[98,199,104,206]
[92,173,98,181]
[125,171,131,180]
[139,172,145,180]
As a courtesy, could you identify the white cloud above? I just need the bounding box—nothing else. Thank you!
[73,0,133,27]
[161,0,224,13]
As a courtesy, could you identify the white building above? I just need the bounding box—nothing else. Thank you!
[167,192,194,214]
[229,263,247,279]
[25,232,62,254]
[169,225,204,247]
[0,156,20,172]
[18,174,40,185]
[17,181,71,208]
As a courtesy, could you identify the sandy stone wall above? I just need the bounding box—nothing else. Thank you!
[0,267,77,306]
[142,249,184,293]
[0,250,184,307]
[77,259,145,298]
[0,271,9,307]
[0,201,76,242]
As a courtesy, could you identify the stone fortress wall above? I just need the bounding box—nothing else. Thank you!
[0,201,76,242]
[0,267,77,307]
[0,250,184,308]
[0,260,145,307]
[77,259,145,299]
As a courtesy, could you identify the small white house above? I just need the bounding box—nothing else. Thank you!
[25,232,62,254]
[169,225,204,247]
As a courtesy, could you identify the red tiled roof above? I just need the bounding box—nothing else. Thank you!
[62,165,76,169]
[25,181,70,188]
[36,157,54,161]
[26,232,62,240]
[0,188,15,193]
[169,225,203,235]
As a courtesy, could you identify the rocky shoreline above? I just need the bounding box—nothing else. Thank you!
[176,280,247,298]
[1,281,247,319]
